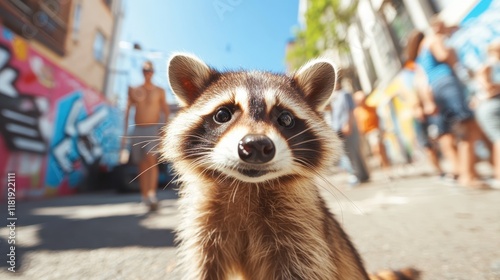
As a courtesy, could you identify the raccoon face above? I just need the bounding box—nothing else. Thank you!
[163,53,340,184]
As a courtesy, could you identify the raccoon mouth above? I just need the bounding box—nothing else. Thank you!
[237,168,272,178]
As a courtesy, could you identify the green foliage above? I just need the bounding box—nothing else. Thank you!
[286,0,359,71]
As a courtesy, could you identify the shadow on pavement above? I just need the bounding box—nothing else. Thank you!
[0,189,179,271]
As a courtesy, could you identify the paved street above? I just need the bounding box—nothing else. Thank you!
[1,163,499,280]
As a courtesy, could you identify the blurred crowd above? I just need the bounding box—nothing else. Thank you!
[330,18,500,190]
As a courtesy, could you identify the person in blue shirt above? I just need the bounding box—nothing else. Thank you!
[406,30,457,184]
[415,18,489,189]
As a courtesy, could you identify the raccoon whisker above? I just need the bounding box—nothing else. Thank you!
[213,165,231,184]
[146,141,162,150]
[133,138,161,145]
[182,145,215,153]
[130,140,161,148]
[129,161,164,184]
[162,173,180,190]
[229,180,241,209]
[121,135,160,139]
[183,148,214,154]
[147,142,163,154]
[293,148,322,153]
[141,142,157,149]
[184,157,213,172]
[290,137,330,147]
[171,154,212,175]
[176,157,209,170]
[294,156,358,208]
[286,126,315,141]
[185,134,218,145]
[229,181,238,203]
[315,171,365,219]
[213,167,225,182]
[195,161,222,180]
[184,143,213,150]
[197,161,215,172]
[218,166,235,184]
[184,157,212,167]
[309,168,365,217]
[180,155,212,164]
[314,173,346,224]
[176,150,212,160]
[292,158,345,219]
[247,182,252,217]
[128,122,166,127]
[196,149,214,154]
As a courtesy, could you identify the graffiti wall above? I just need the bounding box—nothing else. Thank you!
[0,26,122,199]
[366,68,417,164]
[450,0,500,72]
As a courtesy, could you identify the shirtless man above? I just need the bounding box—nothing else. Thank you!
[122,61,170,211]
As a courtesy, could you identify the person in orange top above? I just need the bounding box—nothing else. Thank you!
[353,91,391,170]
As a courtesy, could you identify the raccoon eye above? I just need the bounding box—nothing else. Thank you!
[214,107,232,123]
[277,111,295,128]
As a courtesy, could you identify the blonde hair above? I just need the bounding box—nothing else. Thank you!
[142,60,154,71]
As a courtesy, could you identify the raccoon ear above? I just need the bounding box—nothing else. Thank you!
[293,59,337,111]
[168,53,214,106]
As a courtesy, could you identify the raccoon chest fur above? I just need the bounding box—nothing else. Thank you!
[176,178,346,280]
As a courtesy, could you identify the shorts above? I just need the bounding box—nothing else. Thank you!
[431,75,474,135]
[365,129,382,148]
[130,125,161,164]
[414,115,445,147]
[476,95,500,142]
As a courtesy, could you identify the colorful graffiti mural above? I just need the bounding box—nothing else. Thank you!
[450,0,500,72]
[367,68,417,164]
[0,26,122,199]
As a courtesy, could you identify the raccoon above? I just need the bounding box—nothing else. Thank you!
[162,53,419,280]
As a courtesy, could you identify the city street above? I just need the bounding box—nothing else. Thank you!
[1,163,499,280]
[1,0,499,279]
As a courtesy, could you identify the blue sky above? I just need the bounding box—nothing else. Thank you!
[120,0,300,73]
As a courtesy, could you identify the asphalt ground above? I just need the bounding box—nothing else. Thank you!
[0,162,499,280]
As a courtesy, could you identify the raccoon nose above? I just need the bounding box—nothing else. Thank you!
[238,134,275,164]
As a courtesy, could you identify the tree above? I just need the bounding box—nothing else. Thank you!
[286,0,359,71]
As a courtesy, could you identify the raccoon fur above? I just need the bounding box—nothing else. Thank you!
[161,53,419,280]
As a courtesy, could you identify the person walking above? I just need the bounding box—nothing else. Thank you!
[405,30,454,182]
[415,19,488,189]
[121,61,170,210]
[330,87,370,185]
[352,91,391,172]
[475,40,500,189]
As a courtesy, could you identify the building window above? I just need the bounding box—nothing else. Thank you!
[72,3,82,41]
[0,0,72,55]
[381,0,415,62]
[93,31,107,63]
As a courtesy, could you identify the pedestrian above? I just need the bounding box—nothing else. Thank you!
[475,39,500,189]
[405,30,452,182]
[330,85,370,186]
[415,19,488,189]
[121,61,171,210]
[352,91,391,173]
